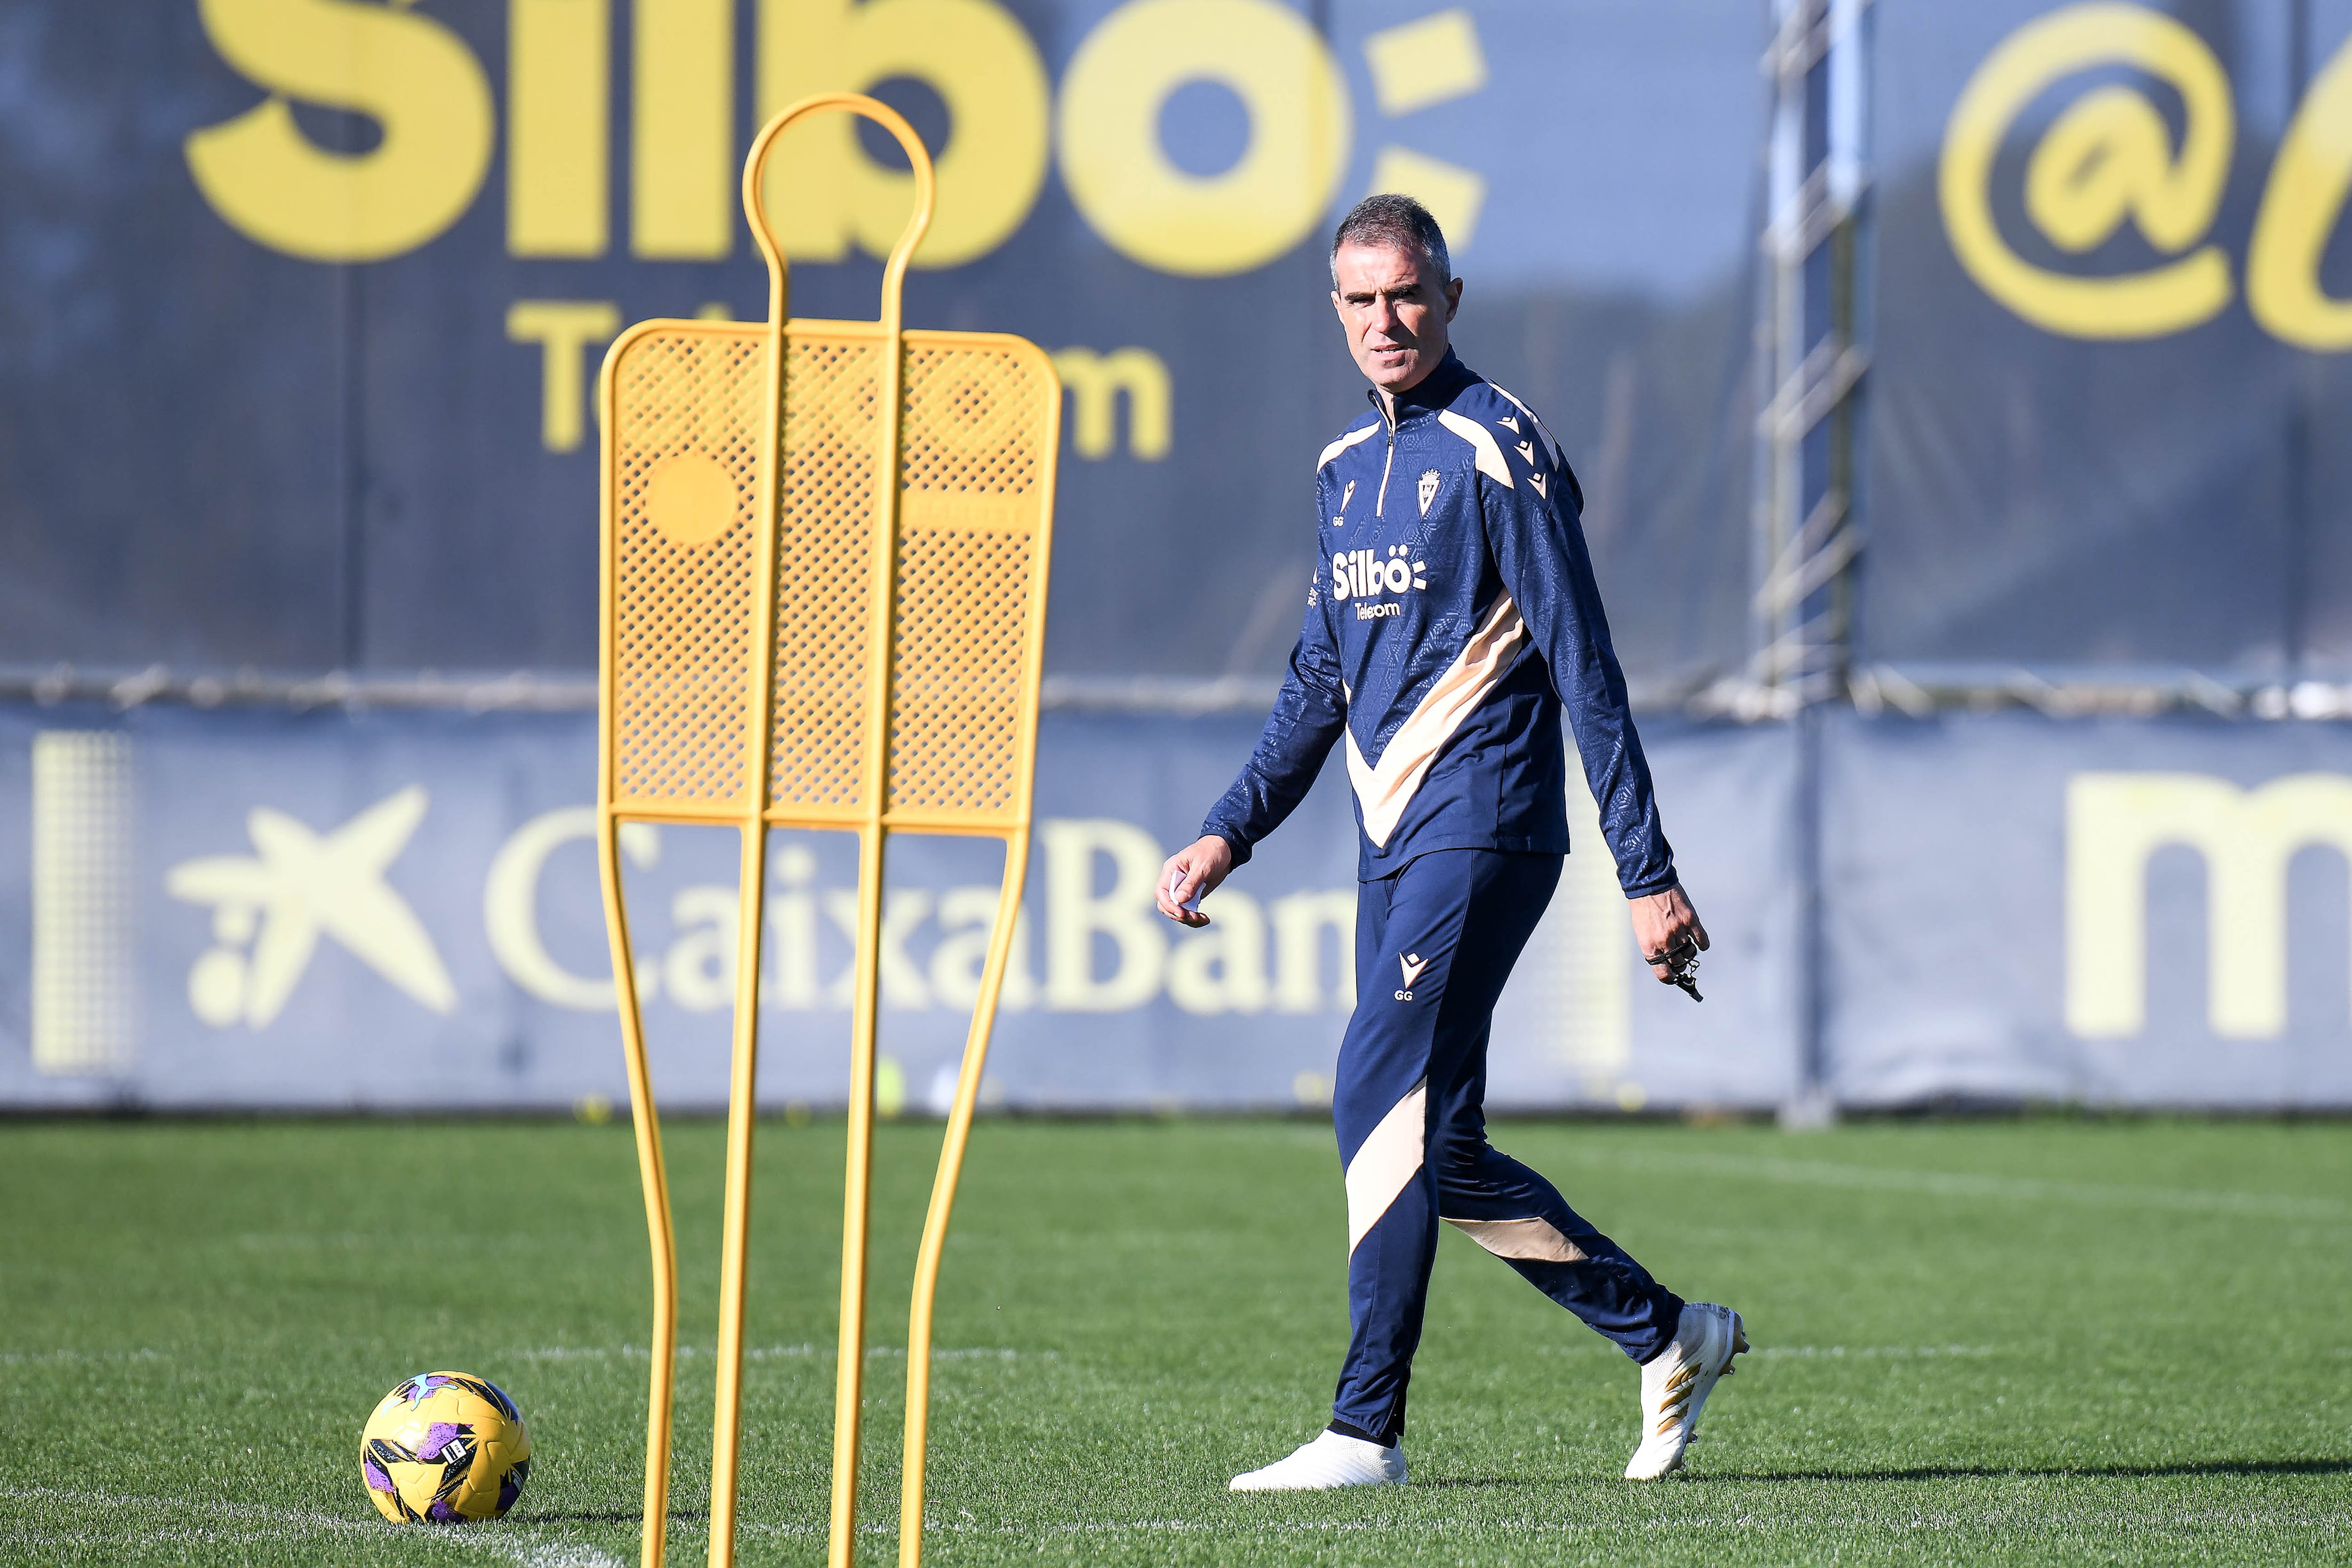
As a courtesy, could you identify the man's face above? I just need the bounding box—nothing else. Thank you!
[1330,241,1462,396]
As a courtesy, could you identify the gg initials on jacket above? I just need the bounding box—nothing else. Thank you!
[1202,350,1677,892]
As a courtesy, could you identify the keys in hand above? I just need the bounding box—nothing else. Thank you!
[1647,940,1703,1003]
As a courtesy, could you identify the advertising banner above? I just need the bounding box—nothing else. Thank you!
[0,706,1800,1113]
[1824,709,2352,1108]
[14,703,2352,1114]
[16,2,2352,1118]
[0,0,1764,693]
[1867,0,2352,679]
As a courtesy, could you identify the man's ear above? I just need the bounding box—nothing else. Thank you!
[1443,277,1463,321]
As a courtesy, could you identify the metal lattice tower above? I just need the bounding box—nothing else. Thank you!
[1753,0,1871,713]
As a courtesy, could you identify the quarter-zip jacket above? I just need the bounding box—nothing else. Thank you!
[1202,350,1677,891]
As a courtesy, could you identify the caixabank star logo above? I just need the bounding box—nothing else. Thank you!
[167,787,456,1028]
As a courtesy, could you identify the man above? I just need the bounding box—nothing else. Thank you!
[1156,195,1746,1490]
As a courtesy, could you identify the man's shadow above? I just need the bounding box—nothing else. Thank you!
[1412,1457,2351,1489]
[515,1507,707,1525]
[1708,1458,2352,1483]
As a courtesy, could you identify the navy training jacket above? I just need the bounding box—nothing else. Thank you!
[1201,350,1677,892]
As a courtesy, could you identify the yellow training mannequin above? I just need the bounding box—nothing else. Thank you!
[594,92,1059,1568]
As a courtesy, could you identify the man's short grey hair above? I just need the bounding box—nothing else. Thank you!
[1329,193,1452,287]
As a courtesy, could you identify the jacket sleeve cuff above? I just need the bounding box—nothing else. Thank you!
[1204,825,1254,868]
[1620,868,1678,899]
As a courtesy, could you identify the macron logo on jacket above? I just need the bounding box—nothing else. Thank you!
[1201,351,1677,897]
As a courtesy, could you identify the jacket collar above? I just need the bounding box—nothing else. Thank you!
[1366,348,1475,424]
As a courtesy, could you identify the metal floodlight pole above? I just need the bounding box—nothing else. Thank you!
[1755,0,1871,710]
[1757,0,1871,1125]
[595,94,1061,1568]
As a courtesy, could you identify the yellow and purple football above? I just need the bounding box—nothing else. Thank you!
[358,1371,531,1523]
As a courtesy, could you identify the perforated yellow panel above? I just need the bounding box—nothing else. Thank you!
[767,329,880,816]
[606,322,1052,830]
[607,324,766,811]
[884,335,1055,826]
[902,341,1045,496]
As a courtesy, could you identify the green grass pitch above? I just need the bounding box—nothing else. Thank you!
[2,1114,2347,1565]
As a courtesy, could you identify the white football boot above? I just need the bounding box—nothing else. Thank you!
[1623,1302,1748,1480]
[1229,1429,1408,1492]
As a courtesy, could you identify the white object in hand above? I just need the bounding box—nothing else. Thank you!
[1167,871,1201,914]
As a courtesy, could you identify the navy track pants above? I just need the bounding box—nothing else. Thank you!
[1328,848,1683,1447]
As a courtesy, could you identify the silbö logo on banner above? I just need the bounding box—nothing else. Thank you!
[1332,545,1430,620]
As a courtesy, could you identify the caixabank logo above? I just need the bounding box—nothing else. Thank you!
[24,726,1637,1101]
[155,795,1367,1027]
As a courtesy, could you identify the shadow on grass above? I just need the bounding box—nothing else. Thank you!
[1698,1458,2352,1483]
[1403,1458,2352,1491]
[517,1509,707,1525]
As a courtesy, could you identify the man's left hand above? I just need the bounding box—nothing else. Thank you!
[1629,883,1708,983]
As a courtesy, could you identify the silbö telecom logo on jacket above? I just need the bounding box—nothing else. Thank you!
[1332,545,1430,620]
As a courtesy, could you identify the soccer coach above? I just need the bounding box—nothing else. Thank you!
[1156,195,1747,1489]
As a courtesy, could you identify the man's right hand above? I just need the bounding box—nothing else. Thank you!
[1157,835,1235,928]
[1630,883,1708,985]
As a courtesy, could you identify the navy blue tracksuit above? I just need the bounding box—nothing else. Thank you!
[1202,351,1683,1446]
